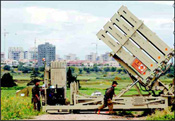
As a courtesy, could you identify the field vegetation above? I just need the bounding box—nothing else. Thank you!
[1,65,174,120]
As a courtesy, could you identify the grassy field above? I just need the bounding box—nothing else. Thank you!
[1,72,44,120]
[1,72,174,120]
[1,89,45,120]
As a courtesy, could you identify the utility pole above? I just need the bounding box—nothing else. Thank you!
[3,29,9,59]
[91,42,98,62]
[34,38,37,68]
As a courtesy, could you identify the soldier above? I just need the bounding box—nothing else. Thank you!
[32,79,41,111]
[97,81,118,114]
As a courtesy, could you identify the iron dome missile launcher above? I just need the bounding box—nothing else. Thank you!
[41,6,174,113]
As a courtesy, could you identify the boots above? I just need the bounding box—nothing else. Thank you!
[97,109,100,114]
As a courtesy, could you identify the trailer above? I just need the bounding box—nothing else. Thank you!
[41,5,174,113]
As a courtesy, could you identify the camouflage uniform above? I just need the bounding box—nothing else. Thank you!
[98,86,115,114]
[32,85,41,111]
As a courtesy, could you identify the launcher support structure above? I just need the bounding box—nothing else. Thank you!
[97,5,174,106]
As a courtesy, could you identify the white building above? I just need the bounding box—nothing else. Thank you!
[56,54,63,61]
[99,52,115,62]
[12,60,19,67]
[8,47,24,61]
[67,60,94,67]
[1,52,5,62]
[85,52,96,62]
[83,61,94,67]
[24,51,28,59]
[103,61,120,67]
[64,53,77,61]
[3,59,19,67]
[28,47,38,61]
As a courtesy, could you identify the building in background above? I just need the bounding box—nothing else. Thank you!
[24,51,28,59]
[38,42,56,67]
[56,54,63,61]
[8,47,24,61]
[56,54,60,60]
[28,47,38,61]
[1,52,5,62]
[102,61,120,67]
[98,52,115,62]
[85,52,96,62]
[64,53,77,61]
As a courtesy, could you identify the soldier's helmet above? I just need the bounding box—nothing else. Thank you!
[33,79,40,85]
[112,81,118,85]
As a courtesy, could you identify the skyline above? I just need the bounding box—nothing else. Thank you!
[4,45,113,61]
[1,1,174,59]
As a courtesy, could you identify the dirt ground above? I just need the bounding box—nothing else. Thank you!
[28,112,146,120]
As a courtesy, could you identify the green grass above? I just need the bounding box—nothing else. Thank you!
[146,107,174,120]
[1,86,45,120]
[77,76,96,80]
[11,73,31,80]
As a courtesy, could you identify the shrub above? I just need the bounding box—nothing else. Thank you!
[104,67,110,72]
[79,68,83,74]
[167,73,174,78]
[114,76,121,80]
[67,67,81,88]
[30,68,40,80]
[39,66,45,72]
[117,68,123,74]
[22,67,31,73]
[1,73,17,87]
[111,67,117,72]
[146,107,174,120]
[3,65,11,71]
[103,74,107,77]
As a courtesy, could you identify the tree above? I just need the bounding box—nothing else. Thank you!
[90,68,94,72]
[123,69,127,74]
[27,68,41,86]
[69,66,75,73]
[86,68,90,74]
[111,67,116,72]
[11,69,15,73]
[39,73,44,80]
[93,64,99,72]
[18,62,25,66]
[18,64,23,71]
[3,65,11,71]
[67,67,81,88]
[98,64,102,66]
[79,68,83,74]
[104,67,110,72]
[39,66,45,72]
[83,67,87,71]
[1,73,17,87]
[30,68,40,80]
[117,68,123,74]
[74,67,79,75]
[22,67,31,73]
[166,66,174,78]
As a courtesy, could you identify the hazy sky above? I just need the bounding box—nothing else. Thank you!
[1,1,174,59]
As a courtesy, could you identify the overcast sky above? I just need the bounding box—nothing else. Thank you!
[1,1,174,59]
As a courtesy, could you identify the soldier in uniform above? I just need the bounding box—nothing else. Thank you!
[32,79,41,111]
[97,81,118,114]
